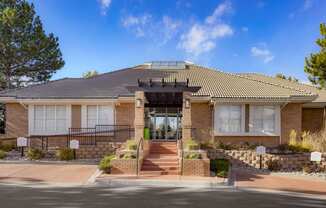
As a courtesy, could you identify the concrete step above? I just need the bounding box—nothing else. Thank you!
[143,161,179,166]
[146,154,178,159]
[140,170,179,176]
[141,166,178,171]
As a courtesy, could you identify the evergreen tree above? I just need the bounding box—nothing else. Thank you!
[83,70,99,78]
[305,23,326,88]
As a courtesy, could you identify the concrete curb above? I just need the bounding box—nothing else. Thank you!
[95,177,228,188]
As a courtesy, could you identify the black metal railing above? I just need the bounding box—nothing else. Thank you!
[68,125,133,145]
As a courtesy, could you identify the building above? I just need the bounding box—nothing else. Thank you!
[0,61,325,150]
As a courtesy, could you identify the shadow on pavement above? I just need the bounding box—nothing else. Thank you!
[0,183,325,208]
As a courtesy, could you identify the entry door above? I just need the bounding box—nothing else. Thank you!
[154,116,166,140]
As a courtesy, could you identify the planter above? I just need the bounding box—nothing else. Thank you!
[111,159,137,175]
[183,159,210,177]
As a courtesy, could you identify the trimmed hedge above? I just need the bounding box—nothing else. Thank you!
[56,148,74,161]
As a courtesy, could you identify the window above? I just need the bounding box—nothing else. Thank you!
[249,105,278,134]
[215,105,243,134]
[85,105,113,128]
[32,105,69,135]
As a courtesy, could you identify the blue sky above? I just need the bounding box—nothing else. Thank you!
[29,0,326,82]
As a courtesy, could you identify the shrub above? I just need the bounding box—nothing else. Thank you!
[184,152,202,159]
[144,128,150,141]
[99,155,115,173]
[56,148,74,161]
[266,159,281,171]
[0,150,7,159]
[121,152,136,159]
[126,140,137,150]
[27,148,44,160]
[0,143,15,152]
[289,129,298,146]
[185,139,199,150]
[217,141,233,150]
[307,130,326,152]
[302,165,313,174]
[210,159,230,178]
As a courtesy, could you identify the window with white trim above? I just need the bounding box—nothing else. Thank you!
[249,105,278,134]
[215,105,243,133]
[86,105,114,128]
[33,105,69,134]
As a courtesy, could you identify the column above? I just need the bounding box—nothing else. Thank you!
[182,92,192,140]
[134,91,145,141]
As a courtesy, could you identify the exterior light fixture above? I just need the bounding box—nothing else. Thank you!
[136,98,142,108]
[185,99,190,108]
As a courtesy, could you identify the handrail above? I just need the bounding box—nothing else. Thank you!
[136,137,144,176]
[177,139,184,175]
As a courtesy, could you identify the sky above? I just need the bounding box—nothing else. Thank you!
[29,0,326,82]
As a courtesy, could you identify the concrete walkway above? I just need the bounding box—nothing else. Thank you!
[0,163,98,185]
[96,174,227,188]
[234,169,326,196]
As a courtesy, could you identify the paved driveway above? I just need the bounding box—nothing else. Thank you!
[0,163,98,185]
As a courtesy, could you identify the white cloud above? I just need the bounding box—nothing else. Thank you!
[99,0,111,15]
[178,1,233,56]
[205,1,232,24]
[122,14,152,37]
[121,14,181,43]
[251,46,274,63]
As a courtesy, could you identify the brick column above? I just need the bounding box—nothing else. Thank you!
[182,92,192,140]
[134,91,145,141]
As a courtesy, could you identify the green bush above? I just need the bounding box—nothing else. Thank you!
[217,141,233,150]
[0,143,15,152]
[0,150,7,159]
[27,148,44,160]
[144,128,150,141]
[121,152,136,159]
[185,139,199,150]
[126,140,137,150]
[210,159,230,178]
[99,155,115,173]
[56,148,74,161]
[266,159,281,171]
[184,152,202,159]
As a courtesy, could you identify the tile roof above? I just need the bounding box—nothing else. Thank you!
[239,73,326,103]
[0,63,318,102]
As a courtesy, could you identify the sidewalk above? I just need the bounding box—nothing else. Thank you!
[96,174,228,188]
[234,169,326,196]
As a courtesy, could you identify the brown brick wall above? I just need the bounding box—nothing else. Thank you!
[5,103,28,138]
[116,103,135,127]
[191,102,213,142]
[71,105,81,128]
[281,103,302,144]
[302,108,324,133]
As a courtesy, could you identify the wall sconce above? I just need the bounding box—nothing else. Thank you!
[185,99,190,108]
[136,98,142,108]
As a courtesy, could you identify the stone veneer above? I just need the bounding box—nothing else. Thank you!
[208,149,326,171]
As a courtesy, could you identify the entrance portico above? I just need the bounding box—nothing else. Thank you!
[128,79,200,141]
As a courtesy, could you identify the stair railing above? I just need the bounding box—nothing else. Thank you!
[136,137,144,176]
[177,139,184,175]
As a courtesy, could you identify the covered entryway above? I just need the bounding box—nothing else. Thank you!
[145,92,183,141]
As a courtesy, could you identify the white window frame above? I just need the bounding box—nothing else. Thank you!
[81,104,115,128]
[249,105,280,136]
[214,104,245,136]
[28,104,71,136]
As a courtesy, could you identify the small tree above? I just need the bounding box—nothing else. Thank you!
[0,0,64,133]
[275,73,299,82]
[83,70,98,78]
[305,23,326,88]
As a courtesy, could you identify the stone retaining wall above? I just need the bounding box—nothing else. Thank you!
[208,149,326,171]
[76,142,122,159]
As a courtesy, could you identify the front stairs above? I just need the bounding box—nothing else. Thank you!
[140,142,179,176]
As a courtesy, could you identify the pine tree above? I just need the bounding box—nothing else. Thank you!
[305,23,326,88]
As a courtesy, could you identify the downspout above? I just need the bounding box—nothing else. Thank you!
[211,100,215,143]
